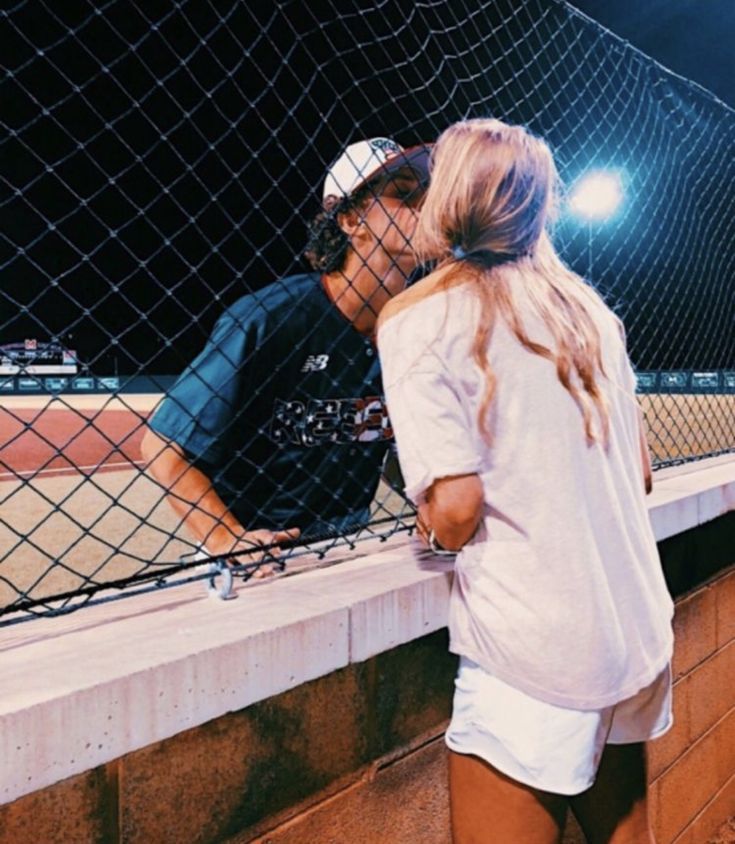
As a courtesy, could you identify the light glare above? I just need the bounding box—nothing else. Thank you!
[568,171,623,221]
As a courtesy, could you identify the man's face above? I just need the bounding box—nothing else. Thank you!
[355,166,426,311]
[359,167,425,263]
[336,165,426,333]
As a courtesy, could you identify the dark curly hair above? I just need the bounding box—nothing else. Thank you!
[304,183,375,273]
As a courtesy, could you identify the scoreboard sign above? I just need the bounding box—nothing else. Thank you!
[691,372,719,390]
[0,340,78,376]
[659,371,688,392]
[635,371,658,392]
[633,370,734,394]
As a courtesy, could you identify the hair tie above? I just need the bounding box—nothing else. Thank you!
[451,244,518,267]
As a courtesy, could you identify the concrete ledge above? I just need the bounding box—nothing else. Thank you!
[648,454,735,541]
[1,456,734,805]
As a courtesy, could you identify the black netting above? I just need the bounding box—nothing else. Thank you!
[2,0,734,621]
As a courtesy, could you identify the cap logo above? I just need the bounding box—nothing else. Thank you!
[369,138,401,157]
[322,137,411,201]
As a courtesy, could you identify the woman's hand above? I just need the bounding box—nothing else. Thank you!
[416,501,432,546]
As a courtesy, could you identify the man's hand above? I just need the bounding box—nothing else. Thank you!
[142,430,303,579]
[209,527,301,578]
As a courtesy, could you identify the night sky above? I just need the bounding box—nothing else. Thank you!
[570,0,735,109]
[2,0,734,376]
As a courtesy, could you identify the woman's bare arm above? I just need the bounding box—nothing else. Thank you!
[638,416,653,495]
[419,473,484,552]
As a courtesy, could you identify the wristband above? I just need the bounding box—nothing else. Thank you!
[428,528,456,556]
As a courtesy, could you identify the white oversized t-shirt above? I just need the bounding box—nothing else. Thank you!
[377,279,674,710]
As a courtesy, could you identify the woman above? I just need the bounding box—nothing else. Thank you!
[377,119,674,844]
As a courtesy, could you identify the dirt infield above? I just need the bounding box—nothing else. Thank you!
[2,406,148,476]
[0,467,191,609]
[1,392,733,613]
[640,394,735,464]
[0,395,182,610]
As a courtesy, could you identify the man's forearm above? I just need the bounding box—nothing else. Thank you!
[162,463,246,552]
[141,430,244,552]
[141,429,300,572]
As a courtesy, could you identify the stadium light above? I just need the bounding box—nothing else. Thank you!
[568,170,624,222]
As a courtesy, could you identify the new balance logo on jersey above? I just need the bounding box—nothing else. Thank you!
[301,354,329,372]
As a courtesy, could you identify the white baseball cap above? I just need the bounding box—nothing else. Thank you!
[322,137,431,202]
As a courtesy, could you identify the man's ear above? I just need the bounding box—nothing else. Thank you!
[336,206,363,238]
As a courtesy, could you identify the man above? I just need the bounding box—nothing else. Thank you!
[141,137,430,569]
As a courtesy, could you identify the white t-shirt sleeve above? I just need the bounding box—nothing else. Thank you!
[613,314,638,396]
[378,317,481,504]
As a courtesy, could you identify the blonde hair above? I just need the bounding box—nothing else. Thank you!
[415,118,614,446]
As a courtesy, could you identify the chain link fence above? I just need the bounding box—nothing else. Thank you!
[2,0,734,621]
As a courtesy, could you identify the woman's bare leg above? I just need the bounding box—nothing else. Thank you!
[449,750,567,844]
[569,742,654,844]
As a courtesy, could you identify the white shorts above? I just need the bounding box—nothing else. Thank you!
[445,656,672,796]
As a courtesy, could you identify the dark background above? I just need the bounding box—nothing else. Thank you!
[571,0,734,109]
[2,0,734,375]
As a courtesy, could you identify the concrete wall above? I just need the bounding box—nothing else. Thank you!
[1,511,733,844]
[647,527,735,843]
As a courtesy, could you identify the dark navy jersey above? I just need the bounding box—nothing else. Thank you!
[149,273,392,537]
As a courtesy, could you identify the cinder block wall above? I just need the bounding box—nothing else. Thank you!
[648,570,735,844]
[1,516,733,844]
